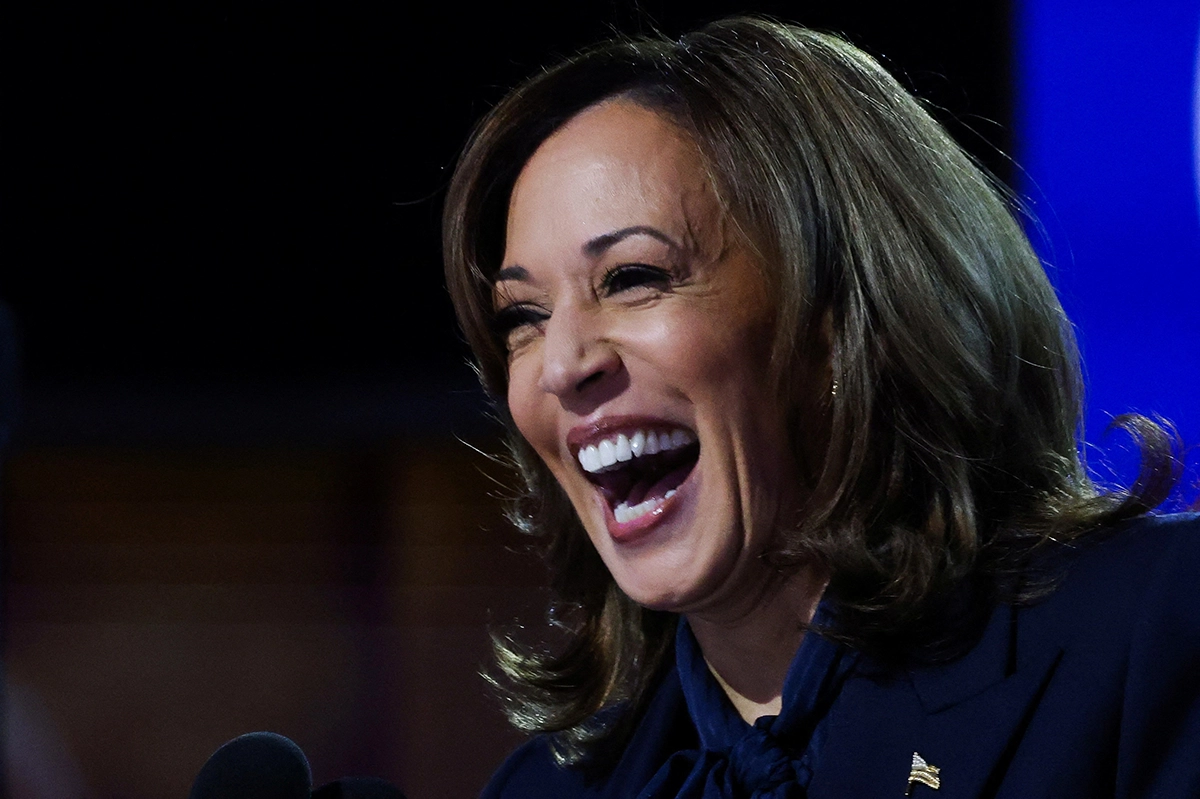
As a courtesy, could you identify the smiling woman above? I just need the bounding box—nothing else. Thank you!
[444,17,1200,799]
[498,101,800,624]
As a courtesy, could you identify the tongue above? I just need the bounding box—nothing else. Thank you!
[626,461,693,507]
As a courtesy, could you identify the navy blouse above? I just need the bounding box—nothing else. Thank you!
[642,609,858,797]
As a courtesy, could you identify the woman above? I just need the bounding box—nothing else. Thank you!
[443,17,1199,798]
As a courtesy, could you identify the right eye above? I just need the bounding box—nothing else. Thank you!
[492,303,550,349]
[600,263,672,295]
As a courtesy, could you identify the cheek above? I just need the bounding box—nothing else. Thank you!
[658,293,774,386]
[506,365,535,436]
[506,360,556,458]
[681,329,770,404]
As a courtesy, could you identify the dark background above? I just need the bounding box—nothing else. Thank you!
[2,2,1013,797]
[4,0,1011,398]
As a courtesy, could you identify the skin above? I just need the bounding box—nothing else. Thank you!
[496,99,826,721]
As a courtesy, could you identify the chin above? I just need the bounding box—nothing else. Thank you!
[594,519,743,615]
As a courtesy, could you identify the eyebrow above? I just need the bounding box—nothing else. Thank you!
[583,226,680,257]
[494,265,529,282]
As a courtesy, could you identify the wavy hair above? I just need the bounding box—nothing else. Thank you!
[442,17,1180,766]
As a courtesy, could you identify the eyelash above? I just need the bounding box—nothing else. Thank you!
[600,263,672,294]
[492,264,674,345]
[491,303,549,340]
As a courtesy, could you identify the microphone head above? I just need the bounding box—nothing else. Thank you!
[189,731,313,799]
[312,776,408,799]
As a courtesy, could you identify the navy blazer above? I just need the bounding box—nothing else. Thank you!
[482,513,1200,798]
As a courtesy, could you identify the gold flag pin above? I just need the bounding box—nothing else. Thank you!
[906,752,941,794]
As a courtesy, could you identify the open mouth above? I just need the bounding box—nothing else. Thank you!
[575,428,700,526]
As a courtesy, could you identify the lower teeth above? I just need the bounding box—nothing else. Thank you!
[614,489,677,524]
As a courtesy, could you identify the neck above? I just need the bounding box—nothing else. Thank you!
[686,563,827,724]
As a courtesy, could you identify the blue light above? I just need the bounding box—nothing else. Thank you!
[1016,0,1200,503]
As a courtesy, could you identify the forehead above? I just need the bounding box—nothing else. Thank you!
[503,100,721,265]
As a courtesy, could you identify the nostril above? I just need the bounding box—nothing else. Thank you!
[575,370,607,393]
[539,349,617,397]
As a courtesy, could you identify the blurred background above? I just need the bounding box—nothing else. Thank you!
[2,0,1197,796]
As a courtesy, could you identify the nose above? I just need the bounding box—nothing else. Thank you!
[537,304,621,400]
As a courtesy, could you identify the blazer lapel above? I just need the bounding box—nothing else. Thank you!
[812,604,1064,798]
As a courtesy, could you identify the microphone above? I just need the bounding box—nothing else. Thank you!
[190,731,409,799]
[189,731,312,799]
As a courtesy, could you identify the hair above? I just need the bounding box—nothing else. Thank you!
[442,17,1181,767]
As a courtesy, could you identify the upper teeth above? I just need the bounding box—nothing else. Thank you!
[577,428,697,474]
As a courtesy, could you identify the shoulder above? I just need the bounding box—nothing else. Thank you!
[1015,512,1200,659]
[1020,512,1200,795]
[480,735,594,799]
[1032,511,1200,624]
[811,514,1200,798]
[479,665,694,798]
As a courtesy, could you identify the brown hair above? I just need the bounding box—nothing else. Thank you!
[443,17,1179,766]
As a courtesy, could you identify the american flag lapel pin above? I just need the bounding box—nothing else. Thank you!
[906,752,941,794]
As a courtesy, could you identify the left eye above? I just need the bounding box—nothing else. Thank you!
[600,264,672,294]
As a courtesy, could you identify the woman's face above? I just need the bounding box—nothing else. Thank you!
[496,99,803,616]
